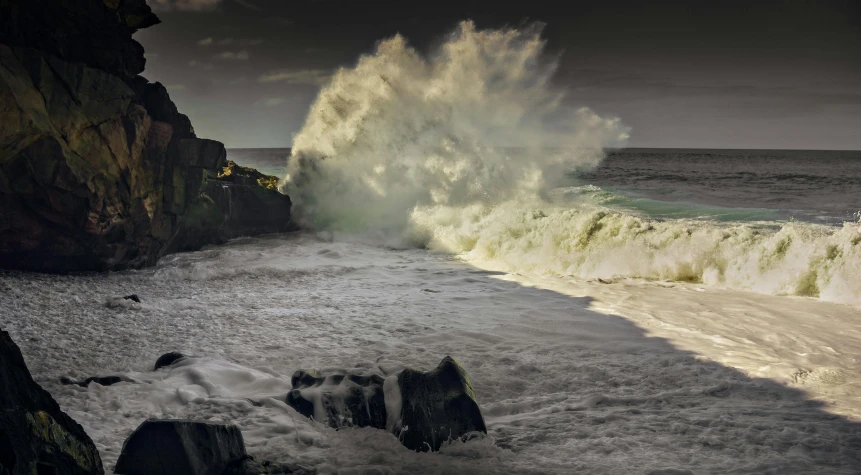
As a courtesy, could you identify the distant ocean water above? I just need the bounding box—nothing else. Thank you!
[229,147,861,227]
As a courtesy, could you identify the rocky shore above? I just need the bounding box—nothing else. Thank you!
[0,0,294,273]
[0,2,487,473]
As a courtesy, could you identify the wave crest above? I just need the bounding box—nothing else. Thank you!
[409,201,861,305]
[283,21,629,234]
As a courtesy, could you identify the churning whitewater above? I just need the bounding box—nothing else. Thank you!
[3,20,861,475]
[282,21,861,306]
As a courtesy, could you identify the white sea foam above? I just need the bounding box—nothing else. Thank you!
[283,20,628,235]
[280,21,861,306]
[2,19,859,475]
[3,235,861,473]
[409,201,861,305]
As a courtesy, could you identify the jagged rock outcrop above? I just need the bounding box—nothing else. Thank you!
[0,0,294,272]
[0,327,104,474]
[286,356,487,452]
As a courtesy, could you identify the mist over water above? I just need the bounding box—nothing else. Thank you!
[281,21,861,306]
[283,21,629,235]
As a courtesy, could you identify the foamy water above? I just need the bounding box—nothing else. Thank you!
[3,234,861,473]
[274,21,861,307]
[3,19,860,475]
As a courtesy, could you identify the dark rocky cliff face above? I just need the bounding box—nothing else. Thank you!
[0,0,295,272]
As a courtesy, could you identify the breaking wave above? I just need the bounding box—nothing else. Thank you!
[408,200,861,305]
[282,21,861,305]
[282,21,628,235]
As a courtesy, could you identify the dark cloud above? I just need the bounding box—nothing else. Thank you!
[148,0,223,12]
[137,0,861,149]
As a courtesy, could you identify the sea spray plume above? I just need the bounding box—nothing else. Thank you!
[283,21,629,237]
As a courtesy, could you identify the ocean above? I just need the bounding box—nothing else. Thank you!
[4,146,859,473]
[4,21,861,474]
[230,147,861,226]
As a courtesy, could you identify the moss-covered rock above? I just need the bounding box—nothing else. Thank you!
[0,328,104,474]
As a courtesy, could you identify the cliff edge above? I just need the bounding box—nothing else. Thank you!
[0,0,294,272]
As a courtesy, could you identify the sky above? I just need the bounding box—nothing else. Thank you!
[136,0,861,150]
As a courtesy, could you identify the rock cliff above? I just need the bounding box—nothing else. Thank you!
[0,0,294,272]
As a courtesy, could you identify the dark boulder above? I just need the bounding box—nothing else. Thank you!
[222,456,313,475]
[123,294,141,303]
[0,327,104,474]
[396,356,487,451]
[153,352,185,371]
[286,371,388,430]
[286,356,487,452]
[114,420,245,475]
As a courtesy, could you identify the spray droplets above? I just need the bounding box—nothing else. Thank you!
[283,21,629,236]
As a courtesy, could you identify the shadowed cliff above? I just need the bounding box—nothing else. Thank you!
[0,0,295,272]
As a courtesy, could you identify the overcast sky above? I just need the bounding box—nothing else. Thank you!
[136,0,861,150]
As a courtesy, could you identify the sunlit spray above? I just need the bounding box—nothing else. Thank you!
[282,21,629,239]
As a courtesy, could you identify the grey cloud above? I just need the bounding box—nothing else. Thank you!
[148,0,223,12]
[189,60,215,70]
[201,37,263,47]
[214,50,250,60]
[258,69,331,86]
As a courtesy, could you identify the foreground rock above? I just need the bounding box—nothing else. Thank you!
[115,420,245,475]
[115,420,310,475]
[287,356,487,452]
[0,327,104,474]
[0,0,294,273]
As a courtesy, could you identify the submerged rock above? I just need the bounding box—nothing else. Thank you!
[60,375,130,387]
[123,294,141,303]
[0,327,104,474]
[286,356,487,452]
[153,351,186,371]
[286,371,389,430]
[59,352,185,392]
[114,420,245,475]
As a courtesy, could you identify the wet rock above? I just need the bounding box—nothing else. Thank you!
[0,327,104,474]
[286,356,487,452]
[286,371,388,430]
[114,420,245,475]
[60,376,130,387]
[58,352,183,390]
[395,356,487,451]
[0,0,158,78]
[123,294,141,303]
[0,0,294,273]
[154,351,185,371]
[222,456,314,475]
